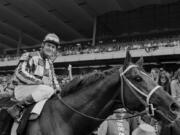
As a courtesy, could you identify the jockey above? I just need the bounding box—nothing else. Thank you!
[5,33,61,119]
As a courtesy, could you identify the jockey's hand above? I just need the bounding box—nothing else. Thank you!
[42,76,51,86]
[38,80,44,85]
[56,89,61,95]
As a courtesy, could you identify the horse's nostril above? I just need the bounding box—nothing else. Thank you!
[170,102,179,112]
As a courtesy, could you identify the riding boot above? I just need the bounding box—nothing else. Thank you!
[7,95,36,119]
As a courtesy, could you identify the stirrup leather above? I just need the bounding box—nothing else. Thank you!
[7,104,24,120]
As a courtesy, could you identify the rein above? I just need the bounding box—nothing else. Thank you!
[57,94,147,121]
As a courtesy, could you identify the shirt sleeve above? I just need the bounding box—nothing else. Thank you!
[15,53,42,85]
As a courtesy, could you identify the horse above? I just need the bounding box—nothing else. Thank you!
[1,50,180,135]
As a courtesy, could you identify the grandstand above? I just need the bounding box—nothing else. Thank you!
[0,0,180,76]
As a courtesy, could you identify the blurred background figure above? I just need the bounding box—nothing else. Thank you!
[158,70,171,95]
[68,64,73,81]
[150,68,159,83]
[97,108,130,135]
[140,115,161,135]
[0,76,8,93]
[171,68,180,103]
[132,123,156,135]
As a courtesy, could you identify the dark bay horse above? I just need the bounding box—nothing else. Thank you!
[2,51,180,135]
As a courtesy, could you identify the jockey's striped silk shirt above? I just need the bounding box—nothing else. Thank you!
[8,51,60,92]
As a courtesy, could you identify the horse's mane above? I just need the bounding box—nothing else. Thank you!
[61,67,120,97]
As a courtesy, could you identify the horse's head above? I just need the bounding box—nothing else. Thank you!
[120,50,180,124]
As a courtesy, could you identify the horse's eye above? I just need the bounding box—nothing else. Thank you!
[135,76,142,82]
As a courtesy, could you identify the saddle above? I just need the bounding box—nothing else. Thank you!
[0,97,17,109]
[0,97,43,135]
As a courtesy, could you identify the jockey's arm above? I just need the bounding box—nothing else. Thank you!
[15,54,43,85]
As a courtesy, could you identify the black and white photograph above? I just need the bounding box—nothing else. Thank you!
[0,0,180,135]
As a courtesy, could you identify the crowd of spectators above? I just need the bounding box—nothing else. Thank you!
[0,66,178,91]
[0,33,180,62]
[60,35,180,56]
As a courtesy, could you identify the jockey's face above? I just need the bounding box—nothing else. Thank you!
[42,42,57,58]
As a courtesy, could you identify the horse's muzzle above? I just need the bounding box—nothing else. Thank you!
[153,102,180,125]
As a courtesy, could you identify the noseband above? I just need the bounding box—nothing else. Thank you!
[120,65,161,116]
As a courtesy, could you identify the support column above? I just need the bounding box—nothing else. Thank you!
[17,31,22,56]
[92,17,97,46]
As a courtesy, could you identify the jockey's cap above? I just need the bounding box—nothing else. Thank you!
[43,33,60,46]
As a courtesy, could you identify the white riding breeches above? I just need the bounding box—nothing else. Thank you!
[14,85,55,102]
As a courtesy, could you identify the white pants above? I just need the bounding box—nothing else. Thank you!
[14,85,55,102]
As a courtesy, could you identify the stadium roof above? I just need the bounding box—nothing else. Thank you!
[0,0,178,50]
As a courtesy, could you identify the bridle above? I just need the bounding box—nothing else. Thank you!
[120,64,161,116]
[57,65,161,121]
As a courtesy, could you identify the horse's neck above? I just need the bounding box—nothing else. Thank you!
[51,71,121,134]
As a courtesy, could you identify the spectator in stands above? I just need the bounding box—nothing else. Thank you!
[97,108,143,135]
[68,64,73,81]
[150,68,159,83]
[132,123,156,135]
[0,76,7,93]
[158,70,171,95]
[171,68,180,103]
[98,108,131,135]
[0,33,62,119]
[140,115,161,135]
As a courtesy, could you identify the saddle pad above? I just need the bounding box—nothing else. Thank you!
[30,99,47,117]
[11,121,19,135]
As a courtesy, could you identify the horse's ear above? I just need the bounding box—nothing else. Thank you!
[136,57,144,68]
[123,49,132,70]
